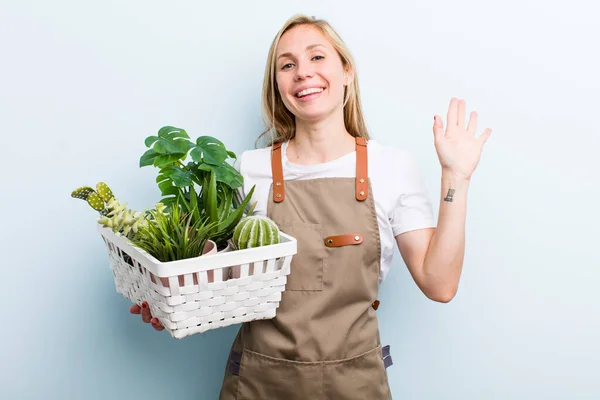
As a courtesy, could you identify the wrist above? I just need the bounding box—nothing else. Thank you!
[441,168,471,183]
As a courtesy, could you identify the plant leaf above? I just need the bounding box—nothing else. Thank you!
[154,153,187,167]
[139,149,159,167]
[214,163,243,189]
[162,166,193,187]
[145,126,191,155]
[190,136,229,165]
[205,170,218,225]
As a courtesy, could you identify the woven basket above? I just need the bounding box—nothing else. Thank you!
[98,225,297,339]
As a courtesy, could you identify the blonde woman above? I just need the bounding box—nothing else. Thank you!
[132,14,492,399]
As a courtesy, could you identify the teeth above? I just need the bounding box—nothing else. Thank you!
[297,87,324,98]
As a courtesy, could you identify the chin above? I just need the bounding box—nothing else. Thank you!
[292,103,341,123]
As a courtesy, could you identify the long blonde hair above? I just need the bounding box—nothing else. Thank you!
[256,14,370,147]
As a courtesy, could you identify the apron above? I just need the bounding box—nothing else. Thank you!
[219,137,393,399]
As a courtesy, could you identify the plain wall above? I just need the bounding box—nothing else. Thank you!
[1,0,598,399]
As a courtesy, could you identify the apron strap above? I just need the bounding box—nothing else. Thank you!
[355,137,368,201]
[270,137,369,203]
[271,142,285,203]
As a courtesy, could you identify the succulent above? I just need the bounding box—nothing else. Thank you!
[232,215,280,250]
[97,199,147,239]
[128,203,216,262]
[71,182,147,239]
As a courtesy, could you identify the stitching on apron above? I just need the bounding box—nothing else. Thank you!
[240,344,392,369]
[242,348,324,366]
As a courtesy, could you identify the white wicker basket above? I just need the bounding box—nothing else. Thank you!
[97,225,297,339]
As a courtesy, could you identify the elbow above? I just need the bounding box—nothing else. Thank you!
[425,286,458,303]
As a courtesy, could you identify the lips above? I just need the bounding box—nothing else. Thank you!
[295,86,325,98]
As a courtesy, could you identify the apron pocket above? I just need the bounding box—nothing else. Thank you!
[279,222,326,291]
[237,348,323,399]
[324,345,392,399]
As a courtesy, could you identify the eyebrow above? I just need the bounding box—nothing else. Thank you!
[277,44,326,60]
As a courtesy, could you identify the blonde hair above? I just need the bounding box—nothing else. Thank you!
[256,14,370,148]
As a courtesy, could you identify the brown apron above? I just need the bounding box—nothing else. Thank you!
[219,137,393,399]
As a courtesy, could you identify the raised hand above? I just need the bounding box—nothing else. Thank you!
[433,98,492,180]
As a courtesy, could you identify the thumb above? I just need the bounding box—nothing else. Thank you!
[433,115,444,140]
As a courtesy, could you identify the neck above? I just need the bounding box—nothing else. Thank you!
[288,109,355,165]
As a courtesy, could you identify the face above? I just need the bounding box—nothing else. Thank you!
[274,24,351,122]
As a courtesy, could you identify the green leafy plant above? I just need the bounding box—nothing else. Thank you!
[139,126,256,249]
[128,203,217,262]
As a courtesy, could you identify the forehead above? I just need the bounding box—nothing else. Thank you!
[276,24,332,56]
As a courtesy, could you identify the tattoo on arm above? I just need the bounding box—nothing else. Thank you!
[444,189,455,202]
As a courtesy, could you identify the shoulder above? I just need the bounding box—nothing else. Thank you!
[234,145,273,179]
[367,139,418,170]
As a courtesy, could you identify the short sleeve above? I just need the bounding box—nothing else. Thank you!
[389,150,437,236]
[232,151,247,205]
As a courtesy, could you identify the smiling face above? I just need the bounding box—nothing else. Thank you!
[274,24,351,122]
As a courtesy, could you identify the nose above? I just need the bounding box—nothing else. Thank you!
[294,61,313,81]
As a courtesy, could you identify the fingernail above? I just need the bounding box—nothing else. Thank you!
[141,302,147,309]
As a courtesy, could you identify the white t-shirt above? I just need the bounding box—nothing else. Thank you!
[234,139,437,284]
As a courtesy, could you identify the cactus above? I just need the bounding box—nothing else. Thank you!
[232,215,280,250]
[72,185,106,211]
[96,182,114,202]
[71,182,148,239]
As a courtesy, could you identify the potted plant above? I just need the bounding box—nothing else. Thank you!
[71,182,218,268]
[139,126,256,251]
[126,200,219,286]
[71,127,298,339]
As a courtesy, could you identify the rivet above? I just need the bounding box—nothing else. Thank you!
[327,239,333,244]
[359,191,365,196]
[276,182,281,186]
[276,193,282,198]
[354,235,360,241]
[359,178,364,183]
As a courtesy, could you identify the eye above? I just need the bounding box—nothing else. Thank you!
[281,63,294,70]
[313,55,325,61]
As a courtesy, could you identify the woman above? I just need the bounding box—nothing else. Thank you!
[132,14,492,399]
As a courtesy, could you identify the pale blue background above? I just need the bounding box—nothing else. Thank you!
[1,0,599,399]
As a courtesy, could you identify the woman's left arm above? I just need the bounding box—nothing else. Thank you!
[395,98,492,303]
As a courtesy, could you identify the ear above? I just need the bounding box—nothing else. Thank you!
[343,66,354,86]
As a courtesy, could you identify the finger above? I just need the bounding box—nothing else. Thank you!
[141,301,152,323]
[151,317,165,331]
[467,111,478,136]
[457,99,466,128]
[129,304,141,315]
[433,115,444,140]
[447,97,458,127]
[478,128,492,146]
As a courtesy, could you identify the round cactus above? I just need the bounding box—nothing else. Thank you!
[233,215,280,250]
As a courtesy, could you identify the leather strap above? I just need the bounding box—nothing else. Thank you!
[324,233,363,247]
[271,137,368,203]
[271,142,285,203]
[355,137,368,201]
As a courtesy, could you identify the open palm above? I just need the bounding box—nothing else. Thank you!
[433,98,492,180]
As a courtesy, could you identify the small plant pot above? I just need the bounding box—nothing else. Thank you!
[156,240,218,287]
[216,242,235,281]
